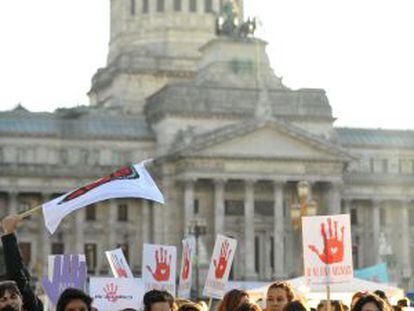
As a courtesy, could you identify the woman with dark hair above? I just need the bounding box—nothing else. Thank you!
[143,290,177,311]
[351,293,387,311]
[265,281,295,311]
[283,300,308,311]
[56,288,92,311]
[236,302,263,311]
[216,289,249,311]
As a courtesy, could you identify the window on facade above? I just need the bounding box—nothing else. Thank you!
[86,204,96,221]
[254,200,273,216]
[270,236,274,272]
[130,0,135,15]
[254,236,260,273]
[142,0,149,13]
[205,0,213,12]
[18,201,30,213]
[84,243,97,272]
[117,243,130,262]
[174,0,182,11]
[352,242,359,269]
[189,0,197,12]
[350,208,358,225]
[224,200,244,216]
[19,242,31,266]
[118,204,128,221]
[382,159,388,173]
[157,0,165,12]
[409,208,414,226]
[51,242,65,255]
[193,199,199,215]
[379,207,386,226]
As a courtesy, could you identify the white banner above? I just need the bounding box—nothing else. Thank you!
[203,235,237,299]
[302,214,353,285]
[105,248,134,278]
[178,236,196,298]
[90,277,144,311]
[142,244,177,296]
[42,160,164,234]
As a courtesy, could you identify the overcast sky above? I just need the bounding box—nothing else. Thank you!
[0,0,413,129]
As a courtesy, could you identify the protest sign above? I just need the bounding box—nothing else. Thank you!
[90,278,144,311]
[203,235,237,299]
[40,160,164,234]
[302,214,353,285]
[42,254,87,309]
[178,236,196,298]
[142,244,177,295]
[105,248,134,278]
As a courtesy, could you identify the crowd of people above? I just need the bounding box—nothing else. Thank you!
[0,214,411,311]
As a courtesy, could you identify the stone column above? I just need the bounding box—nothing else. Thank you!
[142,200,150,243]
[244,179,257,279]
[108,200,117,249]
[401,202,412,278]
[214,179,225,236]
[273,181,285,279]
[372,199,381,265]
[184,180,195,233]
[8,191,18,215]
[75,208,84,254]
[328,182,342,215]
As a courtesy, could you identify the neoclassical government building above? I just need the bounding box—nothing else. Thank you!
[1,0,414,289]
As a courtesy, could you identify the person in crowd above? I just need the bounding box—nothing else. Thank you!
[265,281,295,311]
[1,215,43,311]
[351,293,387,311]
[283,300,308,311]
[317,300,344,311]
[216,289,249,311]
[0,281,24,311]
[374,291,392,311]
[397,298,409,308]
[143,290,177,311]
[350,292,369,310]
[177,302,205,311]
[56,288,92,311]
[236,302,263,311]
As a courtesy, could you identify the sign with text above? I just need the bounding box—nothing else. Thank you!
[105,248,134,278]
[42,254,87,309]
[302,214,353,285]
[178,236,196,298]
[90,277,144,311]
[142,244,177,296]
[203,235,237,299]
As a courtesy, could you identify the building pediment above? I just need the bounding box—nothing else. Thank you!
[168,118,353,162]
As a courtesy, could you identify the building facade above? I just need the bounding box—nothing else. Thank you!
[1,0,414,289]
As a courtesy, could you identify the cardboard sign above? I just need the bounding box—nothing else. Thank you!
[90,278,144,311]
[203,235,237,299]
[42,254,87,309]
[142,244,177,295]
[178,236,196,298]
[105,248,134,278]
[302,214,353,285]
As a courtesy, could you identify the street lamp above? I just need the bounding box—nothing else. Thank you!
[187,218,207,298]
[291,181,318,230]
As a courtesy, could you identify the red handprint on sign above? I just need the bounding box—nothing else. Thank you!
[146,247,172,281]
[112,254,128,278]
[181,243,192,280]
[308,218,345,264]
[213,240,232,279]
[103,283,119,302]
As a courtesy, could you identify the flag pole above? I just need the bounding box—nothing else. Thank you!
[18,205,42,219]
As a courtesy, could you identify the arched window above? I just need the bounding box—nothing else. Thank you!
[142,0,149,14]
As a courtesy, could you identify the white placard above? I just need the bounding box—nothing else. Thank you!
[142,244,177,296]
[302,214,353,285]
[90,277,144,311]
[203,235,237,299]
[178,236,196,298]
[105,248,134,278]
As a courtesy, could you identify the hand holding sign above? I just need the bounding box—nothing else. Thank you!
[308,218,345,264]
[181,243,191,280]
[146,247,172,281]
[213,240,232,279]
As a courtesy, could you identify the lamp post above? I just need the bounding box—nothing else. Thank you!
[187,218,207,298]
[290,181,318,230]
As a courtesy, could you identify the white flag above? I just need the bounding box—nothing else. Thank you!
[42,160,164,234]
[105,248,134,278]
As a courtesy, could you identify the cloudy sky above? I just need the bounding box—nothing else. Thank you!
[0,0,413,129]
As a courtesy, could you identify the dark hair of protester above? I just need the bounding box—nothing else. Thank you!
[217,289,250,311]
[374,290,393,311]
[393,306,402,311]
[0,281,21,300]
[177,302,204,311]
[236,302,262,311]
[351,293,386,311]
[397,298,409,308]
[350,291,369,310]
[317,301,344,311]
[267,281,295,302]
[283,300,308,311]
[143,290,176,311]
[56,288,93,311]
